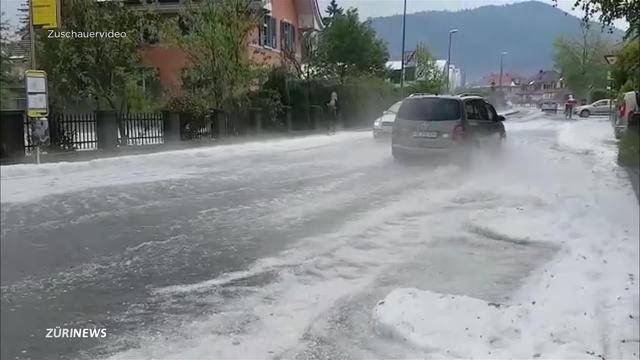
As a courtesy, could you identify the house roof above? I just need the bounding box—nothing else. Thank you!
[474,72,523,87]
[529,70,561,84]
[386,61,404,70]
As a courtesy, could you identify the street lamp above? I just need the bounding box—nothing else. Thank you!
[499,51,508,91]
[445,29,458,94]
[400,0,408,97]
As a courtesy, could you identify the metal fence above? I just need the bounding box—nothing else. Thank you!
[180,112,215,141]
[118,113,164,146]
[12,106,304,159]
[52,113,98,151]
[25,113,98,152]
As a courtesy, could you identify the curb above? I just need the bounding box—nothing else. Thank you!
[3,127,373,165]
[498,109,520,116]
[624,166,640,204]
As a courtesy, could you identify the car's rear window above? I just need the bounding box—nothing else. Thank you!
[397,98,461,121]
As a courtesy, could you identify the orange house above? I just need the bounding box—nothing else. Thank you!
[134,0,324,93]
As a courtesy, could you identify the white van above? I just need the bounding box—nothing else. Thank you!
[613,91,640,139]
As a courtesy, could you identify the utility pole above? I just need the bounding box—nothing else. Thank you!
[29,0,41,164]
[499,51,507,91]
[29,0,36,69]
[399,0,407,98]
[445,29,458,94]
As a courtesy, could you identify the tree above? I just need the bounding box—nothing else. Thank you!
[612,38,640,93]
[552,0,639,35]
[409,43,444,94]
[38,0,155,111]
[17,0,29,37]
[553,25,613,100]
[323,0,344,26]
[165,0,260,113]
[1,11,12,101]
[315,8,388,83]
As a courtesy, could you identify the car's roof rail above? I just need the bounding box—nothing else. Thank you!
[408,92,435,97]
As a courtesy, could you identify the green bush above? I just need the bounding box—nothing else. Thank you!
[285,76,400,128]
[590,88,609,101]
[339,77,401,127]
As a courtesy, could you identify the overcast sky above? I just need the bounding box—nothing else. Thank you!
[0,0,629,30]
[316,0,628,30]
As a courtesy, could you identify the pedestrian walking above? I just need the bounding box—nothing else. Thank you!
[565,95,577,119]
[327,91,339,135]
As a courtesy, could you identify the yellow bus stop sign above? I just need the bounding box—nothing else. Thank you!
[32,0,60,29]
[25,70,49,118]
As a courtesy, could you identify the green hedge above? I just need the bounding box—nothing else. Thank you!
[590,88,609,102]
[619,125,639,168]
[258,68,402,129]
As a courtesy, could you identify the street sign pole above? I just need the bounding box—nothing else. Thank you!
[25,70,49,164]
[29,0,40,163]
[29,0,39,163]
[604,55,618,129]
[29,0,36,69]
[27,0,59,163]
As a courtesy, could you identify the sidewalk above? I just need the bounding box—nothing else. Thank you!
[625,166,640,203]
[2,126,371,166]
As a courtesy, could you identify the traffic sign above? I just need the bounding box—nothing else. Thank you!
[25,70,49,118]
[32,0,60,29]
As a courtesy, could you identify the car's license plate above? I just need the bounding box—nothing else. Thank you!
[413,131,438,138]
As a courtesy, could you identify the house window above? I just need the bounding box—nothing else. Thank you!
[259,15,277,48]
[280,21,295,52]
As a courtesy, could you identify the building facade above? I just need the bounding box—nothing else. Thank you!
[130,0,323,93]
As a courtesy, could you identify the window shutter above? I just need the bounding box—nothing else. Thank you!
[271,17,277,47]
[259,16,267,46]
[291,26,295,50]
[280,20,285,50]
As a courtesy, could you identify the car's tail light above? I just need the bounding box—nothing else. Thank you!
[452,124,465,142]
[619,102,627,119]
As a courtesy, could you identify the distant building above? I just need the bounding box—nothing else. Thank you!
[517,69,568,103]
[468,72,524,96]
[466,70,568,104]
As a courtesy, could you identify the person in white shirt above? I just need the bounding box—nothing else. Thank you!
[327,91,339,135]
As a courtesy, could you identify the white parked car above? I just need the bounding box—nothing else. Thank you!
[373,101,402,138]
[573,99,615,117]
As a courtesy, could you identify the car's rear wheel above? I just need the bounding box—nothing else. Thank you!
[580,109,590,118]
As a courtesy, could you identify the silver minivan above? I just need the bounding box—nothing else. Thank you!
[391,95,506,160]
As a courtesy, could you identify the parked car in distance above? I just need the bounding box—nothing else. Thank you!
[573,99,615,117]
[391,95,506,161]
[373,101,402,138]
[612,91,640,139]
[540,101,558,114]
